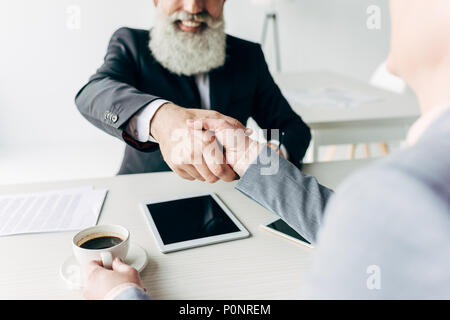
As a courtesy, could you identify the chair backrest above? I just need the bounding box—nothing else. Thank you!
[370,61,406,94]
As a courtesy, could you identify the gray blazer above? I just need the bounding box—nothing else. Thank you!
[237,108,450,299]
[116,109,450,300]
[113,287,150,300]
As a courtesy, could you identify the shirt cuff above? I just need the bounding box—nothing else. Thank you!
[125,99,170,143]
[103,282,146,300]
[268,140,289,160]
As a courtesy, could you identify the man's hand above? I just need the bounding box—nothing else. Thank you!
[188,119,265,177]
[83,258,145,300]
[150,103,245,183]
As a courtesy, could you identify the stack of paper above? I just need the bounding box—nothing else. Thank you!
[283,87,382,109]
[0,187,108,237]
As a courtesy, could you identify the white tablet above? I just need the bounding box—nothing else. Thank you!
[141,193,250,253]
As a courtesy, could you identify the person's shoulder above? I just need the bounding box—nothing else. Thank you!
[343,108,450,193]
[225,35,265,68]
[111,27,149,43]
[336,155,415,198]
[226,34,262,54]
[336,138,450,208]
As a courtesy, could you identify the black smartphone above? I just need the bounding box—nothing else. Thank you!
[261,218,313,248]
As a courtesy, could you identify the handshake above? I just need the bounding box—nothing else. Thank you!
[150,103,283,182]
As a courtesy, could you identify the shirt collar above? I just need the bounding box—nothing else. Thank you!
[406,104,450,146]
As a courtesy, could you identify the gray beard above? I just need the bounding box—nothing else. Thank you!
[149,10,227,76]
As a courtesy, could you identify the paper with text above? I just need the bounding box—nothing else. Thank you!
[283,87,382,109]
[0,187,107,236]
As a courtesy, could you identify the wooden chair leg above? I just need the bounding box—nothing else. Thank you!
[324,145,337,162]
[348,144,356,160]
[363,144,370,159]
[379,143,389,155]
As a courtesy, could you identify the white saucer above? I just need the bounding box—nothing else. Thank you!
[60,242,148,290]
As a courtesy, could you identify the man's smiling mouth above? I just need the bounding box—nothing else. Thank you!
[177,20,205,32]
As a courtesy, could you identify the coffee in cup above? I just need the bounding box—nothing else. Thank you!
[72,225,130,270]
[79,235,124,250]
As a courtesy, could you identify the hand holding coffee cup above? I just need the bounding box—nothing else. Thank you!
[73,225,130,270]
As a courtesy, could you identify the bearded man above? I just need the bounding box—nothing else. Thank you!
[75,0,311,183]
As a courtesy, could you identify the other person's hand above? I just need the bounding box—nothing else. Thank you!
[188,119,266,177]
[83,258,145,300]
[150,103,245,183]
[267,141,288,160]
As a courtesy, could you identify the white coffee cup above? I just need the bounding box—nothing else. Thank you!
[72,225,130,270]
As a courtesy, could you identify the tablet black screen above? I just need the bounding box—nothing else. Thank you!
[147,195,240,245]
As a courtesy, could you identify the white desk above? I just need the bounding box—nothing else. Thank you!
[0,159,371,299]
[274,71,420,160]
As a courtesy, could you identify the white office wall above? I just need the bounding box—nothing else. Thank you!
[228,0,391,80]
[0,0,390,147]
[0,0,155,147]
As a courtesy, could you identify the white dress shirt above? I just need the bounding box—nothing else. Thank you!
[125,73,287,157]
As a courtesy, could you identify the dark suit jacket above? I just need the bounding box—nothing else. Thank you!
[75,27,311,174]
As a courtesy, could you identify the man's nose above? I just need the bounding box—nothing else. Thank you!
[182,0,204,14]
